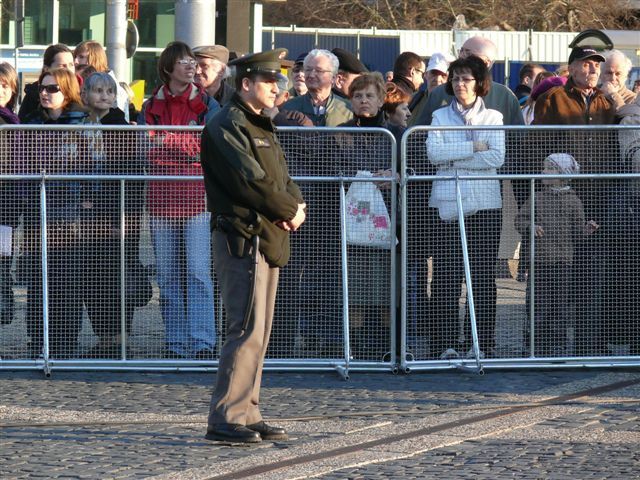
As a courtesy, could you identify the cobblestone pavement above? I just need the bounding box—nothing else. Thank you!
[1,369,639,479]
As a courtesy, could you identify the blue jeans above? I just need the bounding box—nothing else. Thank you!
[151,212,215,357]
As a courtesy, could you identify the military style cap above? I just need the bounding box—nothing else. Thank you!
[229,48,288,78]
[331,48,368,74]
[568,46,605,65]
[192,45,230,64]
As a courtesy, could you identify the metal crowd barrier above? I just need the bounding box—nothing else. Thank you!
[1,124,639,376]
[0,125,398,377]
[402,124,640,372]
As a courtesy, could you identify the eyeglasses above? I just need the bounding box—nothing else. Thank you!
[415,68,425,76]
[451,76,476,85]
[38,84,61,94]
[303,68,332,75]
[176,59,197,67]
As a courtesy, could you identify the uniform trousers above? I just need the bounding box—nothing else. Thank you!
[208,231,279,426]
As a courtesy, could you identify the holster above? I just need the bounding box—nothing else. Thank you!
[215,215,252,258]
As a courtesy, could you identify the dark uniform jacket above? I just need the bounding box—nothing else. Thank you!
[201,93,304,267]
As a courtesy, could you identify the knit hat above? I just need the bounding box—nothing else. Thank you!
[530,76,567,101]
[546,153,580,175]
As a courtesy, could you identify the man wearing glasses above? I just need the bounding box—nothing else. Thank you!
[282,49,353,126]
[193,45,235,106]
[410,36,523,127]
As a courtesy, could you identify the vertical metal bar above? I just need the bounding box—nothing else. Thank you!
[52,0,60,45]
[40,176,50,368]
[389,133,397,366]
[529,178,536,357]
[456,177,481,371]
[120,179,126,361]
[400,132,408,371]
[339,179,350,373]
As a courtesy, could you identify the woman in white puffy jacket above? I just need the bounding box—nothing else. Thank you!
[426,55,505,360]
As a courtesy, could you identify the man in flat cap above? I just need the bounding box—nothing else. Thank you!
[331,47,368,99]
[193,44,235,106]
[201,48,306,443]
[533,45,616,357]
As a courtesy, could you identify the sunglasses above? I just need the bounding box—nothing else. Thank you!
[39,84,61,94]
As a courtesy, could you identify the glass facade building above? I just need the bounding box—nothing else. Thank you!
[0,0,177,94]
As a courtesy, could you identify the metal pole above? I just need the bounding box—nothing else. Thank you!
[400,133,408,372]
[174,0,216,48]
[529,178,536,357]
[40,176,50,372]
[51,0,59,45]
[339,180,351,376]
[456,178,482,373]
[389,135,397,366]
[120,179,127,360]
[106,0,128,81]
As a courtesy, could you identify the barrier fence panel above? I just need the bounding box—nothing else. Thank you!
[0,125,397,374]
[275,127,397,372]
[3,123,640,374]
[402,125,640,371]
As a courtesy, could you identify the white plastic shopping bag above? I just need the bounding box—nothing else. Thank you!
[0,226,12,256]
[344,171,392,249]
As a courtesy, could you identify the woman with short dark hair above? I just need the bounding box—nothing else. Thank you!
[138,41,220,359]
[426,55,505,360]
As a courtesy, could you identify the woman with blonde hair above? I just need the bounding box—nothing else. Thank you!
[74,40,130,120]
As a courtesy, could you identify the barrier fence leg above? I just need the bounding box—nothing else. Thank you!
[337,180,350,380]
[40,178,51,376]
[120,180,127,361]
[529,179,536,358]
[456,178,483,375]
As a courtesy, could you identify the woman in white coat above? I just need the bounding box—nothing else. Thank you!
[426,55,505,359]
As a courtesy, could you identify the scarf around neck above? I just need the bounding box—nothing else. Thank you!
[450,97,486,140]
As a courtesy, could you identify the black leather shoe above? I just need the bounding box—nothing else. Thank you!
[205,423,261,443]
[246,421,288,441]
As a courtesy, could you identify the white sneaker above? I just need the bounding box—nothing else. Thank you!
[439,348,460,360]
[465,348,485,359]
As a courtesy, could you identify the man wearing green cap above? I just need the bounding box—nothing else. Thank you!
[201,48,306,443]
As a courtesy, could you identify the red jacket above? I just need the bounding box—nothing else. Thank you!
[140,83,219,217]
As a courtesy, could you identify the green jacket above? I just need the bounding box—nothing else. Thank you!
[282,91,353,126]
[201,93,304,267]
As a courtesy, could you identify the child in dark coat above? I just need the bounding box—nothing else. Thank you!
[515,153,598,356]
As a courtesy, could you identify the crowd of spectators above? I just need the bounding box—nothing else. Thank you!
[0,34,638,361]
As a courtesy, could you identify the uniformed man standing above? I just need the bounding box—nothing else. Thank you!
[201,48,306,444]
